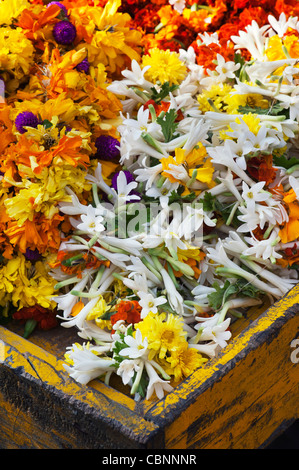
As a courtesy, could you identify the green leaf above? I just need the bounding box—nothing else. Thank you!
[237,103,286,116]
[156,108,179,142]
[208,280,237,310]
[42,119,53,129]
[150,82,179,104]
[208,278,261,310]
[198,192,217,212]
[273,154,299,169]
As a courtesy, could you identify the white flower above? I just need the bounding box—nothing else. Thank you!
[188,341,221,358]
[194,312,221,330]
[119,106,162,142]
[179,204,216,241]
[137,291,167,318]
[206,141,254,186]
[160,268,184,316]
[119,329,149,359]
[231,20,270,61]
[195,317,232,348]
[114,171,140,205]
[289,175,299,199]
[63,343,116,385]
[134,160,163,191]
[169,0,186,14]
[241,181,271,213]
[268,12,298,38]
[76,205,105,235]
[243,229,282,261]
[120,59,153,90]
[146,177,179,203]
[117,359,141,386]
[144,361,173,400]
[201,54,240,87]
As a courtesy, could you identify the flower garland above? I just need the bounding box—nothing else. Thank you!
[1,0,299,401]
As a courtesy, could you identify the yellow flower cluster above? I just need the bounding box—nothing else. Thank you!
[0,254,56,310]
[137,312,207,382]
[0,27,34,85]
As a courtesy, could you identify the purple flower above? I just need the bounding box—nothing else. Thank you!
[53,20,76,45]
[47,1,68,16]
[95,135,120,161]
[15,112,39,134]
[76,58,90,74]
[25,248,41,262]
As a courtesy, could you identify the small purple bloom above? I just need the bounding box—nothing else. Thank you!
[15,112,39,134]
[47,2,68,16]
[53,20,76,45]
[25,248,41,262]
[76,58,90,74]
[95,135,120,161]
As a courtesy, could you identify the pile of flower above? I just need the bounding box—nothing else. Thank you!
[1,0,299,401]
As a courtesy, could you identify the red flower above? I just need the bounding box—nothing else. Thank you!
[110,300,142,328]
[13,305,58,337]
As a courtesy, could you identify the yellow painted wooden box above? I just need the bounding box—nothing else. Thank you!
[0,284,299,449]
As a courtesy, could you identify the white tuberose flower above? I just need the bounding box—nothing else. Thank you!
[114,171,140,205]
[117,359,141,386]
[76,205,105,235]
[119,329,149,359]
[144,361,173,400]
[137,291,167,318]
[63,343,116,385]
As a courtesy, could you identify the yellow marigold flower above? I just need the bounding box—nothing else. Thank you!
[197,84,233,113]
[0,27,34,80]
[1,254,56,310]
[137,312,187,361]
[0,0,29,26]
[165,345,207,382]
[225,92,269,114]
[72,0,142,75]
[265,33,299,62]
[4,162,91,224]
[142,48,187,85]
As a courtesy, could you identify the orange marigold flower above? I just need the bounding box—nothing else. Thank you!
[5,212,63,255]
[110,300,142,328]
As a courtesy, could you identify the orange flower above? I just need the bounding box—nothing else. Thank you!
[17,3,62,47]
[279,192,299,244]
[110,300,142,328]
[0,105,15,153]
[51,135,90,169]
[5,212,63,254]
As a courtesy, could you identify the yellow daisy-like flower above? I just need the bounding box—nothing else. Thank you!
[197,84,233,113]
[225,92,269,114]
[165,345,207,382]
[136,311,187,361]
[142,48,187,85]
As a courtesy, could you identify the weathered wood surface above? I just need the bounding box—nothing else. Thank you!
[0,284,298,449]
